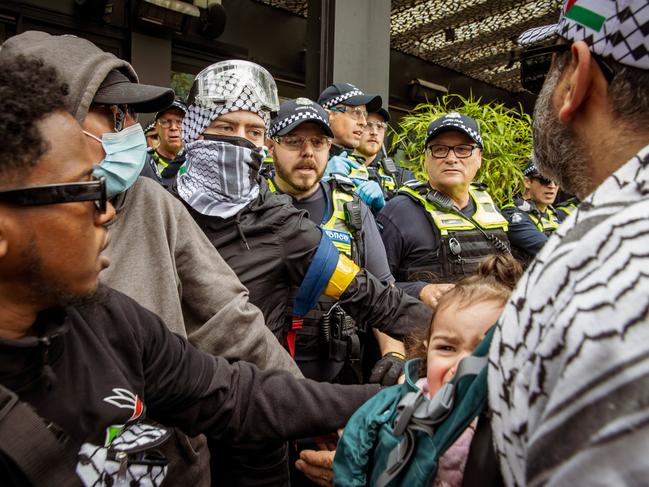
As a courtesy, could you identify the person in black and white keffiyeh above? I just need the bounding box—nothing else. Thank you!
[489,1,649,485]
[177,62,277,218]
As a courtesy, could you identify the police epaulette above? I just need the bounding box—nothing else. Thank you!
[329,173,356,191]
[470,181,488,191]
[401,180,428,193]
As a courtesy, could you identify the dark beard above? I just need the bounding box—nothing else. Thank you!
[274,159,325,194]
[22,238,101,309]
[533,65,593,198]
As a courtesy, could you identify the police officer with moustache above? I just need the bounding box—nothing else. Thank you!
[501,158,561,264]
[141,98,187,187]
[317,83,387,214]
[377,113,511,298]
[354,107,414,200]
[266,98,406,387]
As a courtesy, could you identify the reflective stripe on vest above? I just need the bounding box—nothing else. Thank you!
[322,189,354,258]
[348,164,369,181]
[267,178,355,258]
[378,166,396,192]
[398,185,509,235]
[528,208,561,233]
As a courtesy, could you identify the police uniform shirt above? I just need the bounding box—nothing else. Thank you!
[501,201,549,256]
[376,192,477,297]
[290,182,394,284]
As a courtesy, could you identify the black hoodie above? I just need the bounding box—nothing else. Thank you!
[0,286,378,482]
[175,180,432,342]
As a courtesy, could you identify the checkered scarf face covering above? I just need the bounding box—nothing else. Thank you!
[182,82,271,144]
[176,139,261,218]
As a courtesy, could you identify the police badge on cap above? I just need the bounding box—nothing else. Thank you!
[269,98,334,138]
[425,112,483,148]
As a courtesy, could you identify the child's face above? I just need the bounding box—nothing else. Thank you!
[426,299,504,395]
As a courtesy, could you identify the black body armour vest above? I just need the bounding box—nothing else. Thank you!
[397,182,510,283]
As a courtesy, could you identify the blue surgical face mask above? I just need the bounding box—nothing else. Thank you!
[85,123,148,197]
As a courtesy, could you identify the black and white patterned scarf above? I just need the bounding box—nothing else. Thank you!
[182,81,270,145]
[177,137,262,218]
[178,76,270,218]
[489,144,649,486]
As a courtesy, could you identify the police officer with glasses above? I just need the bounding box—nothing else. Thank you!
[377,113,511,306]
[317,83,387,213]
[266,97,406,387]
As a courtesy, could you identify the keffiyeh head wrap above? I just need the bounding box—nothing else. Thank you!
[178,62,275,218]
[182,82,271,144]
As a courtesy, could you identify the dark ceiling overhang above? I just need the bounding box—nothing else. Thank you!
[256,0,562,93]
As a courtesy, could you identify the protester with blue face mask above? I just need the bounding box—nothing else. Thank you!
[84,122,149,197]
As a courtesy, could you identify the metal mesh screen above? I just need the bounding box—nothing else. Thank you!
[256,0,562,92]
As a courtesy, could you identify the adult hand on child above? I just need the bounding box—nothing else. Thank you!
[419,283,454,308]
[295,449,335,487]
[295,429,342,487]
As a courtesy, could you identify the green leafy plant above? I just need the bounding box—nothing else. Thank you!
[390,94,532,207]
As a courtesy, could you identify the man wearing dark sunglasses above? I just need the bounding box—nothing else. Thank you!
[501,158,561,264]
[0,55,383,487]
[1,29,307,485]
[489,1,649,485]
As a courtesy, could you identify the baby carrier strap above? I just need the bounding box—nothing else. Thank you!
[461,410,504,487]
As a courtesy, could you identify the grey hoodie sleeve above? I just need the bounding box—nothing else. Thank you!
[101,177,301,377]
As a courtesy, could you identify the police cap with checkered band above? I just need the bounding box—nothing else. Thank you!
[269,98,334,138]
[425,112,483,148]
[317,82,382,112]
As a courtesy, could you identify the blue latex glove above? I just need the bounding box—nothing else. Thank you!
[324,151,356,179]
[353,179,385,212]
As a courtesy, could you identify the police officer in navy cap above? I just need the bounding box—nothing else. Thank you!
[318,83,387,213]
[266,97,406,387]
[501,157,561,265]
[141,97,188,187]
[355,106,415,200]
[266,95,407,486]
[377,112,511,306]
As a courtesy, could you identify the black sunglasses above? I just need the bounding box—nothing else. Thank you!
[0,177,107,213]
[520,44,571,95]
[531,175,554,186]
[520,43,616,95]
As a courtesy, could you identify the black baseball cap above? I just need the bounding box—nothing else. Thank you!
[425,112,483,148]
[269,98,334,138]
[93,70,174,113]
[317,83,382,113]
[523,159,539,177]
[371,106,391,123]
[155,98,188,120]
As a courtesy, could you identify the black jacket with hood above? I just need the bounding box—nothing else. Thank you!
[174,179,432,342]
